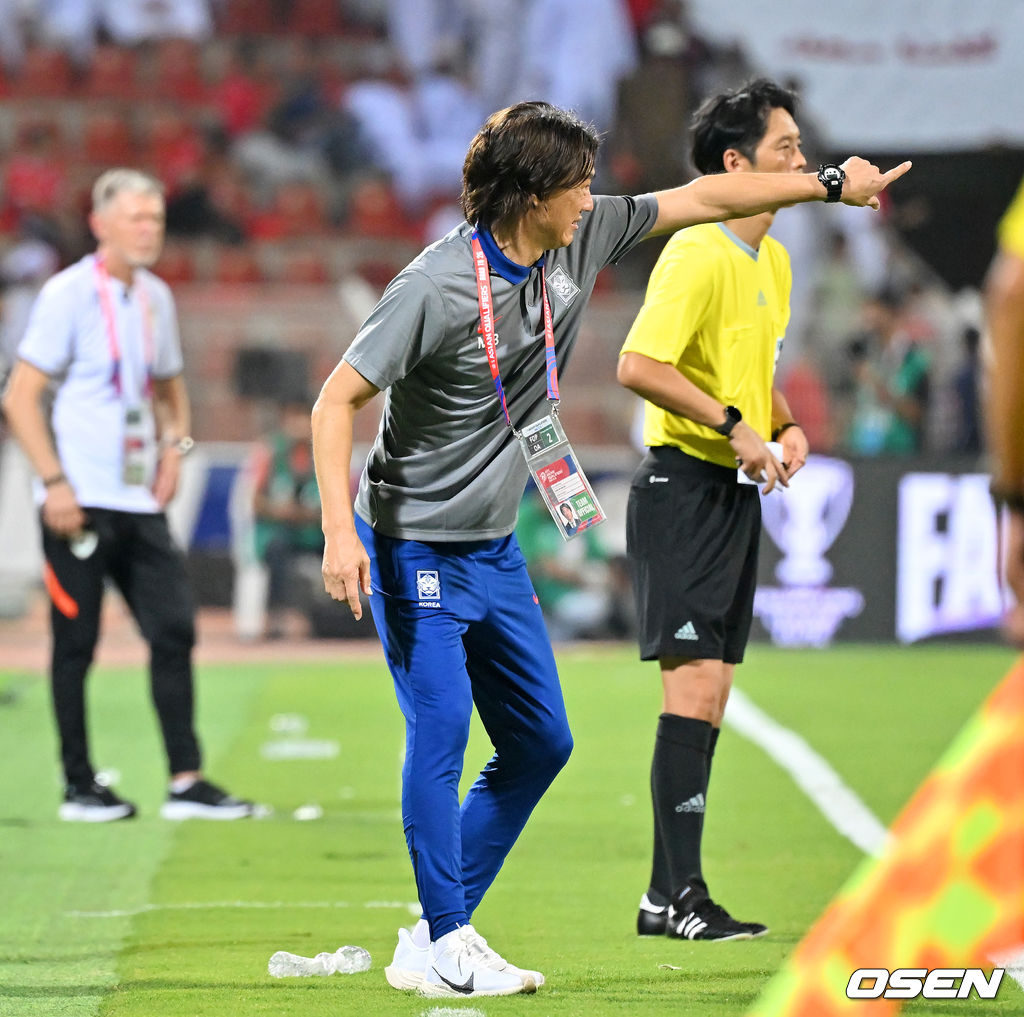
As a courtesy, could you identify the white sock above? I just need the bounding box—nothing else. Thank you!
[170,775,198,793]
[411,919,430,948]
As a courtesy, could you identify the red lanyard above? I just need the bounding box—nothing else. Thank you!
[471,233,559,434]
[94,256,153,399]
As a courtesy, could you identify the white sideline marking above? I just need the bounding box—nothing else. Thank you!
[727,686,1024,989]
[66,900,419,918]
[725,687,890,857]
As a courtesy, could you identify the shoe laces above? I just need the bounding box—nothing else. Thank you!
[458,926,504,968]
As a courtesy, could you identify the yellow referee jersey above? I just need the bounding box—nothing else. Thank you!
[620,222,791,468]
[998,177,1024,259]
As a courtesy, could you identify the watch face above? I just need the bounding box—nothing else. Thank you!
[823,167,842,182]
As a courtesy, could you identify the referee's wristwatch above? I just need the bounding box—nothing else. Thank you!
[712,405,742,437]
[817,163,846,203]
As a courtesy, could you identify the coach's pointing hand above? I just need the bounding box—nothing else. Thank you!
[840,156,913,210]
[322,529,372,620]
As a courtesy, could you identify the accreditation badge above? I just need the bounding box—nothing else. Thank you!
[517,414,606,541]
[122,405,154,486]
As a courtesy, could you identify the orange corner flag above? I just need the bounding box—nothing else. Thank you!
[747,659,1024,1016]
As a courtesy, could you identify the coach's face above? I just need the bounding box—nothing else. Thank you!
[91,190,166,269]
[748,106,806,175]
[534,174,595,250]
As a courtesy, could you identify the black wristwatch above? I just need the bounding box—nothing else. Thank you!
[712,405,742,437]
[817,163,845,203]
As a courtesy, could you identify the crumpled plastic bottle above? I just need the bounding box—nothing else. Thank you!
[268,945,371,977]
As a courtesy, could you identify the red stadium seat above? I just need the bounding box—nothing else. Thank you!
[289,0,343,35]
[83,45,139,100]
[10,47,72,98]
[219,0,277,34]
[154,243,197,284]
[211,246,264,284]
[278,248,330,284]
[150,39,208,106]
[83,111,136,165]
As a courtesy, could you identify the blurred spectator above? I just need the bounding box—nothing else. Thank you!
[844,287,931,456]
[344,55,484,215]
[0,226,60,381]
[250,400,324,639]
[39,0,212,65]
[211,40,282,139]
[4,121,67,232]
[951,324,983,456]
[515,0,638,133]
[613,0,714,193]
[165,129,250,244]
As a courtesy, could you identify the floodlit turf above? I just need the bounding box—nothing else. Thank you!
[0,644,1021,1017]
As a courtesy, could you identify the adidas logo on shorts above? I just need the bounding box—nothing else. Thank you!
[674,621,699,641]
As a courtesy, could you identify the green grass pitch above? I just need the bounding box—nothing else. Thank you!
[0,644,1021,1017]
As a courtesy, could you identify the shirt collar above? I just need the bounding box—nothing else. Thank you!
[474,226,545,284]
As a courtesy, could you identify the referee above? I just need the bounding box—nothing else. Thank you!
[619,80,823,941]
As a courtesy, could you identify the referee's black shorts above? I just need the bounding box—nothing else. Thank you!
[626,446,761,665]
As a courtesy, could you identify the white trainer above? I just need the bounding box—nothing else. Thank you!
[384,927,429,990]
[459,924,545,988]
[419,925,535,997]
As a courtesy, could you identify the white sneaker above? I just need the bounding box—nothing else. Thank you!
[419,925,535,997]
[459,924,545,988]
[384,927,428,990]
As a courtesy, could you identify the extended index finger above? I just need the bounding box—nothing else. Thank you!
[881,160,913,185]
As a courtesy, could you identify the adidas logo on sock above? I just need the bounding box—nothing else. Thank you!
[675,793,705,814]
[674,621,698,641]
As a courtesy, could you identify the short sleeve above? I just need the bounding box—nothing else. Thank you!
[998,178,1024,259]
[619,233,716,364]
[150,278,184,379]
[343,268,448,390]
[574,194,658,271]
[17,275,77,376]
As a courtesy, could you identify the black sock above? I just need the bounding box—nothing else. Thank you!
[648,713,713,899]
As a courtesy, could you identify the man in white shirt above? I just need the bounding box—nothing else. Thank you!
[2,169,252,823]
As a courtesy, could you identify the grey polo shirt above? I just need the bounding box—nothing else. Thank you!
[346,193,658,541]
[17,254,184,513]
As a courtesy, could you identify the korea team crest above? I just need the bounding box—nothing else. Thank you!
[547,266,580,307]
[416,569,441,607]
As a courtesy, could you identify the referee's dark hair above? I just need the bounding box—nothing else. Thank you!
[690,79,798,175]
[462,101,600,235]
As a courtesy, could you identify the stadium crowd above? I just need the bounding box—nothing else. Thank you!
[0,0,990,638]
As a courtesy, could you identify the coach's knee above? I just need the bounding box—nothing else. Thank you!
[535,717,574,777]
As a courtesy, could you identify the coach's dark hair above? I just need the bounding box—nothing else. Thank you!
[690,78,797,175]
[461,101,599,234]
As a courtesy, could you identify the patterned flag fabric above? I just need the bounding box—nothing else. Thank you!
[748,659,1024,1016]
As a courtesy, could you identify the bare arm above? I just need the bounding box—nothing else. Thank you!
[984,250,1024,496]
[2,359,86,535]
[770,387,808,478]
[617,351,788,493]
[311,360,380,619]
[984,248,1024,644]
[649,157,912,237]
[151,374,191,507]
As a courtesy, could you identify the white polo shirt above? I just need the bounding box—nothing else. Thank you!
[17,254,184,513]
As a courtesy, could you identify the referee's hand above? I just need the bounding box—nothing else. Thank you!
[729,423,789,494]
[322,529,372,619]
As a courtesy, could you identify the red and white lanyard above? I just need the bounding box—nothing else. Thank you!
[94,256,153,399]
[471,233,559,435]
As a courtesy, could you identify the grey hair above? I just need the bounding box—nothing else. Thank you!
[91,169,164,212]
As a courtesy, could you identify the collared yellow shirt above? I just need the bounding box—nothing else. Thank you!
[620,222,791,468]
[998,178,1024,258]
